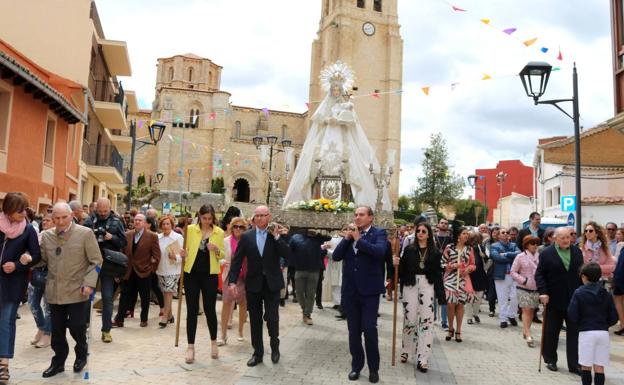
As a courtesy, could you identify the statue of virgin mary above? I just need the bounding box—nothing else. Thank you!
[283,61,390,211]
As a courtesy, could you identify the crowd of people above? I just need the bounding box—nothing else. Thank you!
[1,191,623,384]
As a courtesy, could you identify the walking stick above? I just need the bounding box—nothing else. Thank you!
[391,232,400,367]
[538,303,548,372]
[175,225,189,347]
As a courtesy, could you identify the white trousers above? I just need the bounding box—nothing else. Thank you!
[401,276,435,365]
[494,275,518,322]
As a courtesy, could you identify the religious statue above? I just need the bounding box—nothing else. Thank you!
[283,61,390,211]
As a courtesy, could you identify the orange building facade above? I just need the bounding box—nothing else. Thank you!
[0,40,85,213]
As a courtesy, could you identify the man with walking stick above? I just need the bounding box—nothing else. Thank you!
[332,206,387,383]
[535,226,583,374]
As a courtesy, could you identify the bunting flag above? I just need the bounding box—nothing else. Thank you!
[305,102,311,109]
[371,91,380,99]
[502,28,517,35]
[138,120,143,128]
[523,38,537,47]
[540,47,549,53]
[451,5,467,12]
[480,19,490,24]
[552,67,561,71]
[557,48,563,61]
[481,74,491,80]
[208,112,216,120]
[421,87,430,96]
[262,107,270,118]
[451,83,459,91]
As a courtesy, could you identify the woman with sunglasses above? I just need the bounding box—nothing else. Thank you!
[0,193,41,383]
[394,222,444,372]
[510,235,541,347]
[183,204,225,363]
[580,222,616,286]
[442,227,476,343]
[218,217,248,346]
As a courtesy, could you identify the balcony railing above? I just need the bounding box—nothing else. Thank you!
[81,139,124,175]
[90,79,127,117]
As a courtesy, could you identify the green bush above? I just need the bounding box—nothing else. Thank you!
[211,177,225,193]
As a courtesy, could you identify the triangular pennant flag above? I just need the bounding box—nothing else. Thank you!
[523,38,537,47]
[305,102,311,109]
[262,107,269,118]
[138,120,143,128]
[451,5,467,12]
[482,74,492,80]
[552,67,561,71]
[451,83,459,91]
[371,92,380,99]
[421,87,430,96]
[480,19,490,24]
[175,117,182,123]
[394,89,403,94]
[503,28,517,35]
[540,47,549,53]
[208,112,216,120]
[192,143,196,150]
[557,48,563,61]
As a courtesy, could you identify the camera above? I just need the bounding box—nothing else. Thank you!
[94,227,106,242]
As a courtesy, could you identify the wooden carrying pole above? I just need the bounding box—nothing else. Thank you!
[391,232,400,367]
[175,225,188,347]
[538,303,548,372]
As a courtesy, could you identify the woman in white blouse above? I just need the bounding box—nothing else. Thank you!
[217,217,248,345]
[156,215,185,328]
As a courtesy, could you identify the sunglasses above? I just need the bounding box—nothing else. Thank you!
[416,229,428,235]
[232,225,246,230]
[584,229,595,233]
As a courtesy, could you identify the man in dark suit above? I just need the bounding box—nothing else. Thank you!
[228,205,289,367]
[517,212,545,251]
[535,226,583,374]
[332,206,387,384]
[113,214,160,327]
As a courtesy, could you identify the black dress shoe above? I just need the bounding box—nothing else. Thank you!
[73,358,87,373]
[500,322,508,328]
[533,315,542,324]
[42,364,64,378]
[348,371,360,381]
[336,313,346,320]
[508,317,518,326]
[545,362,558,372]
[317,303,323,310]
[279,299,285,307]
[569,366,582,376]
[247,355,263,367]
[271,350,280,364]
[369,372,379,383]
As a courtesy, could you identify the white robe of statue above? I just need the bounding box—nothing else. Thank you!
[283,62,390,211]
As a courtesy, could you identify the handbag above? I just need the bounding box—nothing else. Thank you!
[31,267,48,289]
[100,248,128,278]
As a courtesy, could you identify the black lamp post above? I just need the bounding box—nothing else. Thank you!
[253,135,292,204]
[126,120,166,211]
[467,174,487,224]
[519,61,581,236]
[495,171,507,226]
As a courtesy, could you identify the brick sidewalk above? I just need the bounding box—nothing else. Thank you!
[7,295,624,384]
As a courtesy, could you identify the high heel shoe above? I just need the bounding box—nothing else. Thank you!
[526,335,534,347]
[217,336,227,346]
[455,332,462,343]
[400,353,408,363]
[185,347,195,364]
[445,329,454,341]
[417,362,428,373]
[211,341,219,359]
[168,316,175,324]
[31,330,43,345]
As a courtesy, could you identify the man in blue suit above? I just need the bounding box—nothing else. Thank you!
[332,206,387,383]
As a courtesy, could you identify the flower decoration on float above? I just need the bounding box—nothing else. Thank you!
[287,199,355,214]
[319,60,355,93]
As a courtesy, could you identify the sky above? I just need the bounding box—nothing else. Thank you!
[97,0,614,196]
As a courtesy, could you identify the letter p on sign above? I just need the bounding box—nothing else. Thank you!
[560,195,576,212]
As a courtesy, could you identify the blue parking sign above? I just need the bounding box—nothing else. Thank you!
[561,195,576,212]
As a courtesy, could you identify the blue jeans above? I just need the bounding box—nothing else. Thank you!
[0,301,19,358]
[28,284,51,334]
[100,275,116,332]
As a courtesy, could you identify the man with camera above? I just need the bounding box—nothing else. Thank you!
[332,206,387,383]
[83,198,127,343]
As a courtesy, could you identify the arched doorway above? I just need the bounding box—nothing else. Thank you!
[233,178,250,202]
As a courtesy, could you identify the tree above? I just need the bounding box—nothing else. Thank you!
[397,195,411,211]
[453,199,485,226]
[210,177,225,193]
[412,133,464,212]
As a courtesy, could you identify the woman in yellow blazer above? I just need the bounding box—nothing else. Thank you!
[183,204,224,364]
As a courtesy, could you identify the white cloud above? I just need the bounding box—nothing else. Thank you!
[96,0,613,196]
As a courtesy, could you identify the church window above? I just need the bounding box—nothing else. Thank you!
[168,67,174,81]
[234,121,241,138]
[373,0,381,12]
[281,124,288,139]
[188,67,194,82]
[357,0,365,9]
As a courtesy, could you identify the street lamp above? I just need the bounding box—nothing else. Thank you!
[126,120,166,211]
[496,171,507,226]
[253,135,292,204]
[519,61,581,236]
[467,174,487,224]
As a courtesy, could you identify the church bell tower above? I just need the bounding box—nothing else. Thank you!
[309,0,403,207]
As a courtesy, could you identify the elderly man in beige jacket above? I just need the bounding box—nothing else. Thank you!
[39,202,102,378]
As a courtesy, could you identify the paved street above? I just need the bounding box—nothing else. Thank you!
[8,294,624,384]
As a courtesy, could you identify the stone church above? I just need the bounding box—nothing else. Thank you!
[130,0,402,208]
